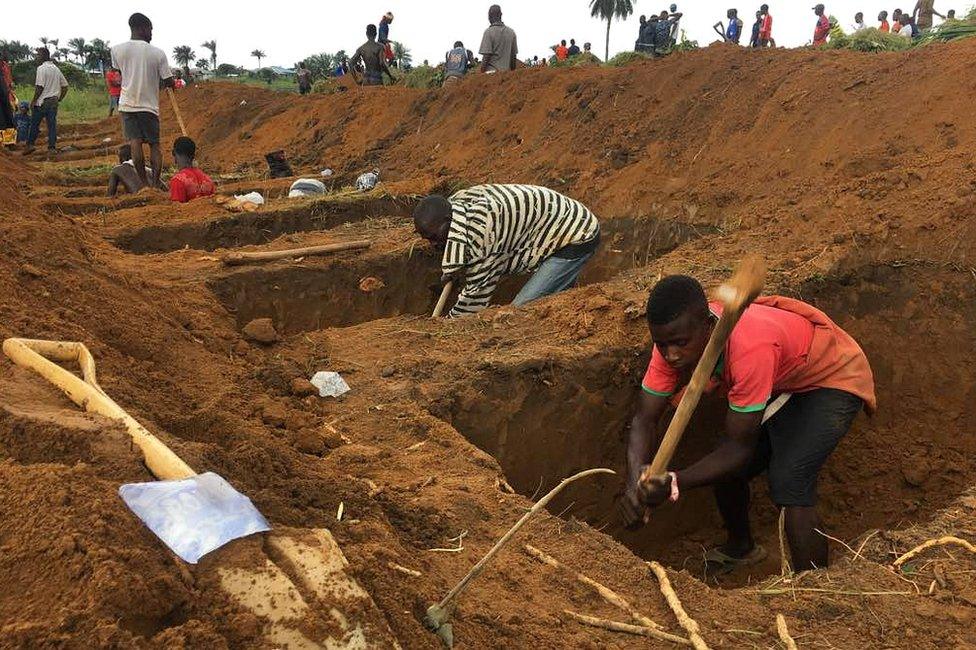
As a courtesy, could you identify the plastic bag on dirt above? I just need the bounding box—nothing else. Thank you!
[233,191,265,205]
[310,371,351,397]
[119,472,270,564]
[288,178,326,198]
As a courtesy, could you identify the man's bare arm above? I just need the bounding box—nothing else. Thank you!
[620,391,669,526]
[673,409,763,490]
[31,85,42,107]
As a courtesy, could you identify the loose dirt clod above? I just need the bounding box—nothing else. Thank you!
[242,317,278,344]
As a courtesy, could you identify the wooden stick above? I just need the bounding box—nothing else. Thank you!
[167,87,188,137]
[3,338,195,481]
[221,240,372,266]
[426,468,614,626]
[893,536,976,567]
[648,561,710,650]
[563,610,691,646]
[776,614,798,650]
[641,256,765,481]
[524,544,664,630]
[388,562,422,577]
[778,507,792,577]
[432,281,454,318]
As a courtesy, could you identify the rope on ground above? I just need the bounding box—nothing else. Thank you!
[647,561,711,650]
[563,610,691,646]
[893,535,976,567]
[776,614,798,650]
[523,544,664,630]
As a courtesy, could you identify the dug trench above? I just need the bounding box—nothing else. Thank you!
[428,263,976,584]
[209,214,709,334]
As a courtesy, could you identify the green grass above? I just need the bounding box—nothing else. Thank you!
[14,82,113,124]
[221,76,299,92]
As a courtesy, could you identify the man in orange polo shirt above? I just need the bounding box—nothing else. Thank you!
[620,275,875,573]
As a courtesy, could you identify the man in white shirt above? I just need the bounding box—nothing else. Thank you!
[111,13,174,189]
[23,47,68,155]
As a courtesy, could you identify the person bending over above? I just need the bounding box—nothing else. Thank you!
[169,137,215,203]
[414,184,600,317]
[620,275,875,573]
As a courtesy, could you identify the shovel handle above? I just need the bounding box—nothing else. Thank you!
[641,256,765,482]
[432,281,454,318]
[3,338,196,481]
[167,87,188,137]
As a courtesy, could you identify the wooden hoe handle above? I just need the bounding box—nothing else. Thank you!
[432,281,454,318]
[3,338,196,481]
[640,256,766,483]
[167,87,189,138]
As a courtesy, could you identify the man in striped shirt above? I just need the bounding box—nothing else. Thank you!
[414,184,600,317]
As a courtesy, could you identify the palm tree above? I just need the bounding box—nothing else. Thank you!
[87,38,111,72]
[201,40,217,72]
[251,49,266,69]
[590,0,635,62]
[49,38,60,57]
[173,45,195,77]
[68,37,86,65]
[391,41,412,69]
[196,58,210,72]
[39,36,50,50]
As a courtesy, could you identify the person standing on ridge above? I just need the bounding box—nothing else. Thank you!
[812,4,831,46]
[620,275,876,574]
[555,40,569,60]
[750,10,763,47]
[878,10,891,31]
[714,9,744,44]
[296,62,312,94]
[379,12,394,64]
[350,24,395,86]
[568,39,581,56]
[479,5,518,73]
[636,15,649,51]
[759,4,774,47]
[23,47,68,155]
[669,3,683,45]
[111,13,174,189]
[913,0,945,30]
[892,8,904,32]
[853,11,867,31]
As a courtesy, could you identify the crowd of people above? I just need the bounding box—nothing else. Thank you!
[711,1,957,47]
[636,5,686,55]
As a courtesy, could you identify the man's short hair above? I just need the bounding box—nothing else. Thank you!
[173,136,196,159]
[489,4,502,20]
[760,4,769,11]
[367,24,378,38]
[37,47,50,60]
[646,275,708,325]
[454,41,464,48]
[118,144,132,162]
[129,13,152,30]
[414,195,452,230]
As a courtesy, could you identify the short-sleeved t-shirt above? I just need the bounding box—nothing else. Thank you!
[479,22,518,72]
[170,167,215,203]
[111,40,173,115]
[642,297,876,414]
[555,45,568,60]
[760,13,773,39]
[106,70,122,97]
[34,61,68,107]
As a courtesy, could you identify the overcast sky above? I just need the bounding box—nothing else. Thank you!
[5,1,968,68]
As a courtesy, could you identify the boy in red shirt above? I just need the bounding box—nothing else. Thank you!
[878,10,891,31]
[106,67,122,117]
[169,136,215,203]
[759,4,774,46]
[620,275,875,573]
[813,4,831,45]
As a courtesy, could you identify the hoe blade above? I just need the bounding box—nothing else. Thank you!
[119,472,270,563]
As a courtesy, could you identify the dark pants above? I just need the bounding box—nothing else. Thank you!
[28,98,58,149]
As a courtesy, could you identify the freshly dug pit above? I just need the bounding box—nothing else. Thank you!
[112,195,418,254]
[208,247,445,334]
[209,215,704,335]
[441,264,976,580]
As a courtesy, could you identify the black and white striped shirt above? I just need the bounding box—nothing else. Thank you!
[442,184,600,316]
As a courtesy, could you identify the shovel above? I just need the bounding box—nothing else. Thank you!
[2,338,269,563]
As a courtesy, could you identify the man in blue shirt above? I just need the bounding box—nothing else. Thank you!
[444,41,473,86]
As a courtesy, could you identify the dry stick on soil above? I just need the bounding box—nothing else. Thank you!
[647,561,710,650]
[424,468,615,645]
[432,281,454,318]
[523,544,665,630]
[779,508,792,577]
[563,610,691,646]
[893,536,976,567]
[221,240,372,266]
[776,614,798,650]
